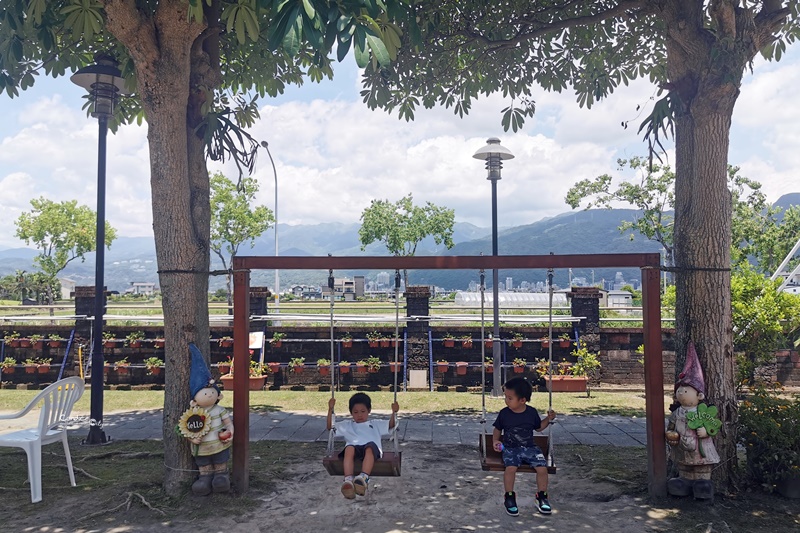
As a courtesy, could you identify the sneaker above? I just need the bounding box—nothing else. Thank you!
[535,491,552,515]
[341,479,355,499]
[503,491,519,516]
[353,474,369,496]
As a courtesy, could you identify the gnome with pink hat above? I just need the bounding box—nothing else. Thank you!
[665,341,720,500]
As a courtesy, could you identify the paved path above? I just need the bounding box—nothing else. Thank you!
[88,410,649,447]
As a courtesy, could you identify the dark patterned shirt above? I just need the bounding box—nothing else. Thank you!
[493,406,542,448]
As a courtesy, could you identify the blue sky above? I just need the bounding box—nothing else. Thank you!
[1,50,798,250]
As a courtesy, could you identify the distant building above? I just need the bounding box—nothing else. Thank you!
[59,278,76,300]
[290,285,323,299]
[600,289,633,309]
[505,277,513,291]
[125,282,157,296]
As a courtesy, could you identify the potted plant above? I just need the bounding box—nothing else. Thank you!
[288,356,305,373]
[461,335,473,349]
[4,332,20,348]
[389,360,402,373]
[19,336,32,348]
[436,360,449,373]
[217,356,232,375]
[455,361,468,375]
[739,384,800,498]
[271,332,286,348]
[484,336,493,350]
[115,357,131,375]
[339,360,351,374]
[144,356,164,376]
[24,358,38,374]
[218,336,234,348]
[102,331,116,349]
[267,361,281,374]
[539,336,551,349]
[484,356,494,374]
[442,333,455,348]
[47,334,64,348]
[512,357,527,374]
[366,331,381,348]
[380,336,391,348]
[125,330,145,348]
[355,360,368,372]
[30,334,45,350]
[533,358,551,380]
[545,341,599,394]
[317,358,332,376]
[35,357,51,374]
[510,332,524,349]
[558,333,571,348]
[571,342,602,396]
[340,333,353,348]
[1,357,16,375]
[153,337,166,349]
[365,356,381,373]
[250,360,267,377]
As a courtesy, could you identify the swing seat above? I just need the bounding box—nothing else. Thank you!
[479,433,556,474]
[322,451,402,477]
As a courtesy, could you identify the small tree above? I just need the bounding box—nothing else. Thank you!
[14,198,116,306]
[210,172,274,307]
[359,193,455,287]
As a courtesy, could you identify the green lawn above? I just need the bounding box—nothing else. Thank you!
[0,389,668,417]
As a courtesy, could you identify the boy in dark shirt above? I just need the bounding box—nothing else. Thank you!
[492,376,556,516]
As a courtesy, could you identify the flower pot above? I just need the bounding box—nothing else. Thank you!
[484,340,493,349]
[2,366,15,375]
[104,364,113,375]
[355,365,367,373]
[389,362,402,373]
[455,363,468,375]
[367,367,379,373]
[319,366,331,376]
[443,339,455,348]
[104,340,116,349]
[513,365,525,374]
[341,340,353,348]
[220,374,266,391]
[25,364,37,374]
[33,340,45,350]
[48,340,62,348]
[545,375,588,393]
[559,340,571,348]
[511,340,522,349]
[485,365,494,374]
[148,366,163,376]
[19,339,31,348]
[437,363,449,373]
[267,362,281,374]
[380,340,390,348]
[8,339,20,348]
[128,340,142,349]
[541,340,550,349]
[153,340,165,349]
[368,341,379,348]
[217,363,231,374]
[219,339,233,348]
[272,341,282,349]
[339,365,351,374]
[116,366,129,375]
[291,365,303,373]
[462,340,473,349]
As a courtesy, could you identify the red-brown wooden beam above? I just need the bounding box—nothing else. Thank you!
[231,267,250,493]
[641,265,666,497]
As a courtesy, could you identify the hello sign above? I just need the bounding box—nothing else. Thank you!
[178,406,212,439]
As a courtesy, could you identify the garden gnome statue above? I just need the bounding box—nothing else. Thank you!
[665,341,721,500]
[180,343,234,495]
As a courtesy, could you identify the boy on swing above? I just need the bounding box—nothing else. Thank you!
[327,392,399,498]
[492,376,556,516]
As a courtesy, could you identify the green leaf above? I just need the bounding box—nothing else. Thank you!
[364,29,390,67]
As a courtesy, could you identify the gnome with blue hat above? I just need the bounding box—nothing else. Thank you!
[180,343,234,495]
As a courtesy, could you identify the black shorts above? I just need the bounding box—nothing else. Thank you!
[194,447,230,466]
[339,442,381,460]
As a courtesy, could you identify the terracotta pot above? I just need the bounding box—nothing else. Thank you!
[559,340,571,348]
[19,339,31,348]
[541,340,550,349]
[25,364,37,374]
[380,340,390,348]
[2,366,15,375]
[513,365,525,374]
[267,362,281,374]
[355,365,367,373]
[462,340,473,349]
[368,341,379,348]
[49,340,62,348]
[8,339,21,348]
[33,340,45,350]
[511,340,522,349]
[485,340,493,349]
[437,363,449,373]
[291,365,303,373]
[319,366,331,376]
[148,366,163,376]
[153,340,165,348]
[545,375,588,392]
[218,363,231,374]
[443,339,455,348]
[341,340,353,348]
[367,366,379,373]
[104,340,116,349]
[220,375,266,391]
[116,366,129,375]
[128,340,142,349]
[455,363,468,375]
[339,365,351,374]
[219,339,233,348]
[485,365,494,374]
[272,340,282,348]
[104,365,113,375]
[389,362,402,373]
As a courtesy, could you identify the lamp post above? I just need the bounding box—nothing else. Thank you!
[473,137,514,396]
[71,54,125,445]
[261,141,279,321]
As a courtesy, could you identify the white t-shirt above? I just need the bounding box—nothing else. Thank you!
[334,419,391,455]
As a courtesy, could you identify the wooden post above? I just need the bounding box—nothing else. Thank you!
[642,261,666,498]
[232,264,251,493]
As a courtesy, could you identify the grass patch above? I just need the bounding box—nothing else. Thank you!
[0,389,669,417]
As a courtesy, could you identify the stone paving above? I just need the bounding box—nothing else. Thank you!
[91,409,649,447]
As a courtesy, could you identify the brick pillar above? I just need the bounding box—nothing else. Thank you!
[404,286,430,370]
[567,286,601,352]
[74,286,106,338]
[249,286,271,331]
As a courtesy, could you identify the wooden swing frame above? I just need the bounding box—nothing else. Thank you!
[230,253,665,497]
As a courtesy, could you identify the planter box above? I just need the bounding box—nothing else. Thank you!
[33,341,45,350]
[219,374,266,391]
[545,375,588,393]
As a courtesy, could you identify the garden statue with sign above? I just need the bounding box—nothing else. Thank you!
[665,341,721,500]
[178,344,234,495]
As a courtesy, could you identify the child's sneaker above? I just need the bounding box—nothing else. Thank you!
[535,491,552,515]
[353,474,369,496]
[341,479,355,499]
[503,491,519,516]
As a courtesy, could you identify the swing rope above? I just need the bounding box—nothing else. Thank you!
[546,267,556,469]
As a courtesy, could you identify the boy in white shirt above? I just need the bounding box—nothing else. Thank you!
[327,392,399,498]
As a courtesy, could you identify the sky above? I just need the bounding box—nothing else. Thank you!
[1,49,799,250]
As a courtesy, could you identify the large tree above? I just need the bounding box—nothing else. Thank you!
[210,172,274,307]
[2,0,411,491]
[360,0,800,489]
[14,197,116,305]
[359,192,455,287]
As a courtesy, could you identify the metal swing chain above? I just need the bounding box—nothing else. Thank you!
[326,269,336,456]
[546,267,556,469]
[392,270,401,454]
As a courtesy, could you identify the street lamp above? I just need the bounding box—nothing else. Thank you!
[260,141,279,320]
[473,137,514,396]
[71,53,126,445]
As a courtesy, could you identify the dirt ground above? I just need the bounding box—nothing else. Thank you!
[2,441,799,532]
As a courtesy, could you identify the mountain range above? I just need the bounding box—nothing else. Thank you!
[1,193,797,292]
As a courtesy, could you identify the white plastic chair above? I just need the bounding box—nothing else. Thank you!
[0,377,85,503]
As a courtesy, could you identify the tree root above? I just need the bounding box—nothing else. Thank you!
[79,491,166,521]
[77,451,162,463]
[57,464,101,480]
